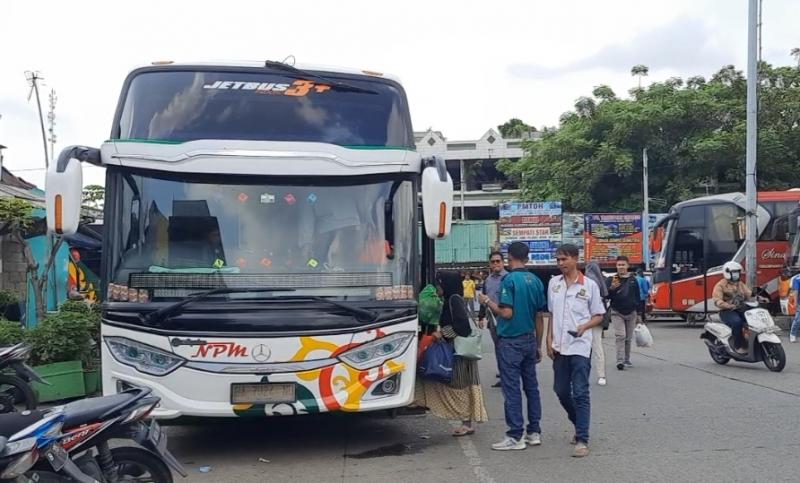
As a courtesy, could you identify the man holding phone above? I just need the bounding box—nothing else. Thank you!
[547,244,605,458]
[606,256,641,370]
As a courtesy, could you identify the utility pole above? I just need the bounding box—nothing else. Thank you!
[25,71,49,168]
[642,148,650,270]
[47,89,57,163]
[745,0,759,289]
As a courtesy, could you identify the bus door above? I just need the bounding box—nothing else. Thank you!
[669,222,706,313]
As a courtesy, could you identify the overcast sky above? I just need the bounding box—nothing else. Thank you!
[1,0,798,188]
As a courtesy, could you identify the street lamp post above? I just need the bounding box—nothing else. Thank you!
[745,0,759,289]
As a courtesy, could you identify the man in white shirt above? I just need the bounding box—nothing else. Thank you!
[546,244,605,458]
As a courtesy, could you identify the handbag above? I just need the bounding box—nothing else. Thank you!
[601,300,611,330]
[450,295,483,360]
[419,340,455,382]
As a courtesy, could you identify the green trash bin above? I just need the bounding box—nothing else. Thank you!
[32,360,86,403]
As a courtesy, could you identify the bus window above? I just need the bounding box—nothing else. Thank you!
[705,203,742,268]
[671,228,704,280]
[760,201,797,241]
[677,205,704,228]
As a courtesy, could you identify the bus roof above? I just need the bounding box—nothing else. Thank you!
[671,190,800,211]
[137,60,403,85]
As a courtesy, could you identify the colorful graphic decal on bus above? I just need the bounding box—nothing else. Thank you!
[202,79,331,97]
[232,330,406,417]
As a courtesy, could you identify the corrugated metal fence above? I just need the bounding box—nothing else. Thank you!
[435,221,498,264]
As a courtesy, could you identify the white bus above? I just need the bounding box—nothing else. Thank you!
[46,61,453,418]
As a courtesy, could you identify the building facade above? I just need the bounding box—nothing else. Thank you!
[414,128,541,220]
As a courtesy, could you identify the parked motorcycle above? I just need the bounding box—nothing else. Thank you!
[0,343,50,413]
[0,407,100,482]
[52,387,186,482]
[0,387,185,482]
[701,299,787,372]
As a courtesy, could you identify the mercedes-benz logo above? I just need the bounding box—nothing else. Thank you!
[251,344,271,363]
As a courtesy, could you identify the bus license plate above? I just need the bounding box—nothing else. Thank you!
[231,383,296,404]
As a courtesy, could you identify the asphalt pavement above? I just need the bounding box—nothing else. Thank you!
[163,322,800,483]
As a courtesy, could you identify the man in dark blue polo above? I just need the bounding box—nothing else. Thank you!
[480,241,546,451]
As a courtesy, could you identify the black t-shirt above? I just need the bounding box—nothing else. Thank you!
[606,274,641,315]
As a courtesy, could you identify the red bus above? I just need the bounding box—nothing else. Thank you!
[650,190,800,321]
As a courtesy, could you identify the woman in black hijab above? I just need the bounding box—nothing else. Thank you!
[415,271,488,436]
[436,271,471,337]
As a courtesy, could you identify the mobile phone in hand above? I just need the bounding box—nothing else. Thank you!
[568,330,579,338]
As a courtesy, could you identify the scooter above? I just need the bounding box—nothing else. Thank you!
[51,387,186,482]
[0,343,50,413]
[0,388,186,482]
[701,299,786,372]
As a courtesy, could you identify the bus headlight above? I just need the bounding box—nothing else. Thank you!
[105,337,185,376]
[338,332,414,370]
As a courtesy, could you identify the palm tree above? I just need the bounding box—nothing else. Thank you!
[791,48,800,68]
[631,64,649,89]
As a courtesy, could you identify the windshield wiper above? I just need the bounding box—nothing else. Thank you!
[278,296,379,323]
[140,287,296,326]
[263,60,378,95]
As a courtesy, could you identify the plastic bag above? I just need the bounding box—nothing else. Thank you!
[418,284,443,326]
[419,340,454,383]
[634,323,654,347]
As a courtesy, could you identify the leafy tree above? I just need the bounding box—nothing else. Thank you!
[498,118,536,138]
[0,198,63,320]
[501,63,800,212]
[82,184,104,210]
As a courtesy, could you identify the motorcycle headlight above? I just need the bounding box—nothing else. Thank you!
[338,332,414,370]
[105,337,185,376]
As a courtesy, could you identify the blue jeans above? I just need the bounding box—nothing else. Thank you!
[719,310,746,349]
[791,311,800,338]
[498,333,542,440]
[553,354,591,444]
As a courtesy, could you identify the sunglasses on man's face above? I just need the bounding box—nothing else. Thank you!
[490,259,503,264]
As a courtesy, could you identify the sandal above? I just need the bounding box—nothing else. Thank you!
[452,426,475,437]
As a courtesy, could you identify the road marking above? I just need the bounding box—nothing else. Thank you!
[451,424,496,483]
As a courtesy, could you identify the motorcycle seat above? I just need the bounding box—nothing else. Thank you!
[0,410,47,438]
[62,392,139,428]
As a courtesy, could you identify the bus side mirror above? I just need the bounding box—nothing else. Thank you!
[46,146,96,235]
[421,156,453,239]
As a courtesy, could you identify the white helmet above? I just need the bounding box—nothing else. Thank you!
[722,261,743,281]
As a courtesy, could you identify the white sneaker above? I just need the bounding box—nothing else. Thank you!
[791,335,797,343]
[598,377,607,386]
[492,436,526,451]
[524,432,541,446]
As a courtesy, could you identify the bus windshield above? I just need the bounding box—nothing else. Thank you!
[115,69,413,148]
[106,170,416,300]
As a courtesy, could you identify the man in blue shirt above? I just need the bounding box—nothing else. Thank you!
[480,242,546,451]
[635,269,651,322]
[478,251,508,388]
[790,274,800,343]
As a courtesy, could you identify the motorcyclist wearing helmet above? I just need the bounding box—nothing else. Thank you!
[712,261,753,354]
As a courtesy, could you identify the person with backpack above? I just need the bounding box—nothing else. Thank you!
[606,256,641,371]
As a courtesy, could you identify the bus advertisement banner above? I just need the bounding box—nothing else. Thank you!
[499,201,562,217]
[499,201,562,265]
[584,213,644,264]
[562,213,586,261]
